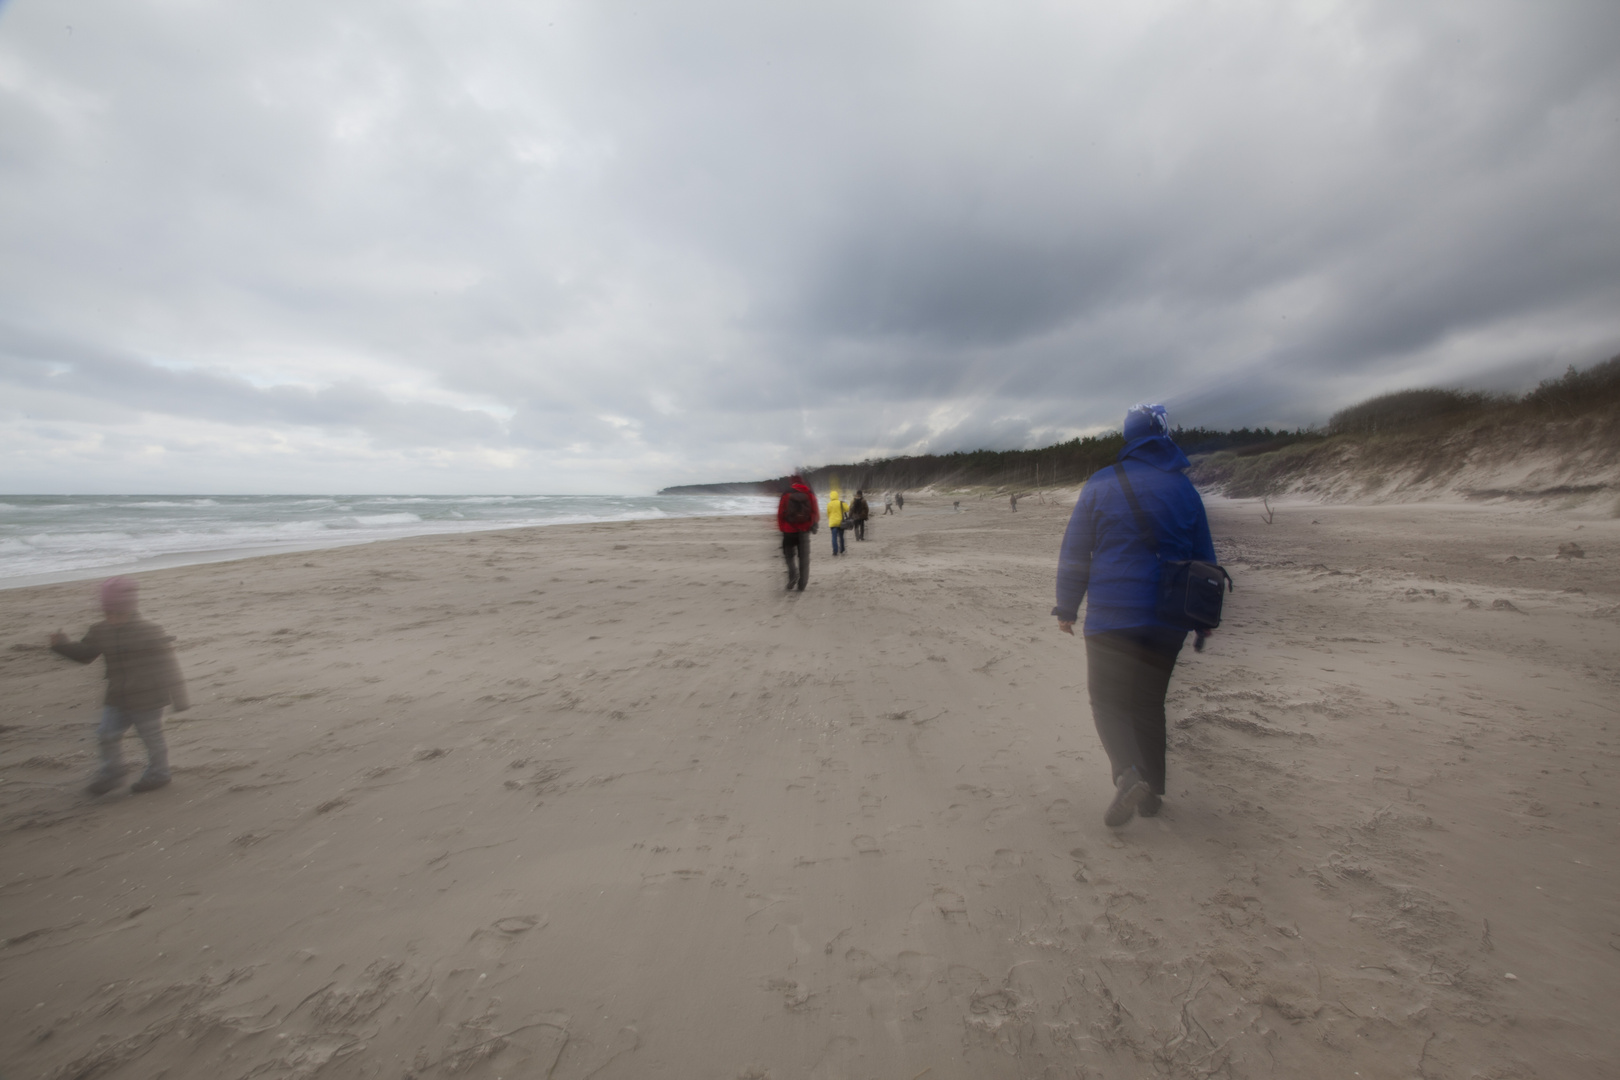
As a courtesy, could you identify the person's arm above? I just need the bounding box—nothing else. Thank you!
[1053,484,1099,633]
[49,624,103,664]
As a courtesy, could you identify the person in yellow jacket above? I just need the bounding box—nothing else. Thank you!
[827,488,849,556]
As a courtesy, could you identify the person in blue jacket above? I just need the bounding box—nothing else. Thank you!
[1053,403,1216,828]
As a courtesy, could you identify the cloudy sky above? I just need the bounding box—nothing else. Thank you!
[2,0,1617,493]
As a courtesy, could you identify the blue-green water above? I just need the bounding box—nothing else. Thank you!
[0,494,776,586]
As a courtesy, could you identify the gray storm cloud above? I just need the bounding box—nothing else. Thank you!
[1,0,1617,491]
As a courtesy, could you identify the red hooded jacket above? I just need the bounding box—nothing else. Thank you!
[777,481,820,534]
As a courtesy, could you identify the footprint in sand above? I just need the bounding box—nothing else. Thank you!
[1046,798,1081,834]
[991,848,1024,870]
[934,888,967,921]
[983,804,1018,830]
[763,977,812,1010]
[851,835,881,855]
[851,950,941,1021]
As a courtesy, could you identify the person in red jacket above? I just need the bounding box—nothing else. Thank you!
[776,475,820,591]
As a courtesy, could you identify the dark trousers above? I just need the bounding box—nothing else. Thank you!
[1085,627,1186,795]
[853,519,866,540]
[830,526,846,554]
[782,531,810,589]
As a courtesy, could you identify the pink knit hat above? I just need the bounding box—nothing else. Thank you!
[99,576,139,614]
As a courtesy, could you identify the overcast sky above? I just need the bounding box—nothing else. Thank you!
[2,0,1617,493]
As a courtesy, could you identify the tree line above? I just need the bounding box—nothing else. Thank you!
[660,353,1620,496]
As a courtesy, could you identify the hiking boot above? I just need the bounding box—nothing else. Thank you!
[86,772,125,796]
[1103,768,1150,828]
[130,775,171,793]
[1138,791,1163,818]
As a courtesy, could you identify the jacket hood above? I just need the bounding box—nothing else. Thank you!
[1119,433,1190,472]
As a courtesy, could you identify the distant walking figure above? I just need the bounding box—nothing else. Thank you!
[777,475,820,591]
[895,492,904,512]
[50,577,190,795]
[1010,492,1020,512]
[850,490,870,541]
[1053,404,1216,828]
[827,489,849,555]
[882,492,894,515]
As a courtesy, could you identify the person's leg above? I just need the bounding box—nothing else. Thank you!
[1126,628,1185,797]
[782,533,799,588]
[1085,632,1150,783]
[90,706,134,794]
[1087,633,1166,826]
[129,708,171,788]
[795,531,810,589]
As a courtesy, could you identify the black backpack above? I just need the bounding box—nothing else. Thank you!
[1112,464,1233,630]
[783,489,813,526]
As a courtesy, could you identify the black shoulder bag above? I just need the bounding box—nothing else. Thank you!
[1112,463,1233,631]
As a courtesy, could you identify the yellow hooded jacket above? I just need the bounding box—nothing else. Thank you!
[827,492,847,528]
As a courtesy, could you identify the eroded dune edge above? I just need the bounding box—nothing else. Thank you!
[2,498,1616,1079]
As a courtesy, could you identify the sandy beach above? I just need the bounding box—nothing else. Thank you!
[2,495,1617,1079]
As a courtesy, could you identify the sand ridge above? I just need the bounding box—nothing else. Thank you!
[1,498,1617,1078]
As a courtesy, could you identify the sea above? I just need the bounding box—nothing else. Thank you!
[0,494,777,589]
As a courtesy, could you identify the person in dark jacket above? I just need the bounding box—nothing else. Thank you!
[1053,404,1216,827]
[849,490,870,540]
[50,576,190,795]
[776,476,821,591]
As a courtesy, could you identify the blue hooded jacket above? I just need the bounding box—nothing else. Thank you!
[1052,434,1216,634]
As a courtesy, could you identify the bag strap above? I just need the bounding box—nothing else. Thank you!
[1111,463,1160,556]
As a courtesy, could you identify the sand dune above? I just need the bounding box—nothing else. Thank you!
[2,497,1616,1078]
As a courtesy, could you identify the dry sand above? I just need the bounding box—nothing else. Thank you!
[2,496,1617,1079]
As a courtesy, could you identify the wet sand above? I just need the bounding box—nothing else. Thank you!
[2,496,1617,1078]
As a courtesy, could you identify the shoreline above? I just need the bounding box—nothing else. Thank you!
[0,497,777,591]
[2,497,1615,1077]
[10,487,1604,593]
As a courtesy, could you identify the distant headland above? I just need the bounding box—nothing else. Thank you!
[662,354,1620,509]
